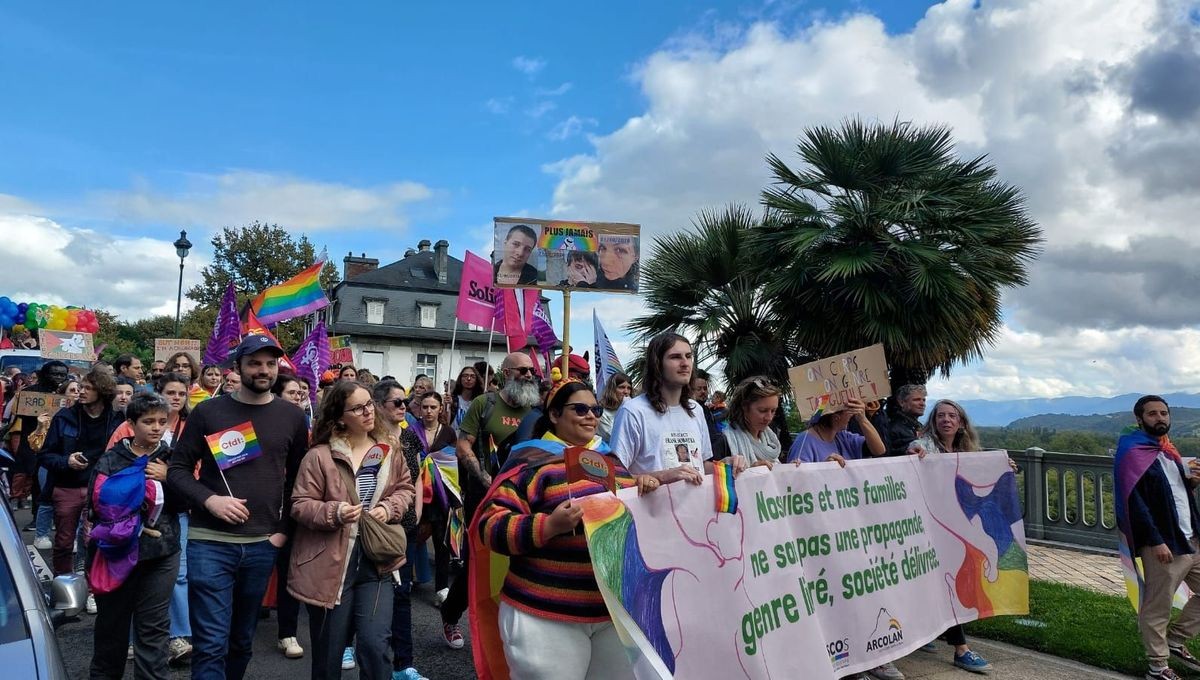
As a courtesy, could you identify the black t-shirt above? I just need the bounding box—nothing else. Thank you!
[166,394,309,538]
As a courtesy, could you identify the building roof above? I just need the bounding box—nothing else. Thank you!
[340,250,462,293]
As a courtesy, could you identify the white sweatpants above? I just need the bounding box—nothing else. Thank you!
[499,601,633,680]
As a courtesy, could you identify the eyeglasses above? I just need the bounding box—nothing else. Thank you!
[344,401,376,417]
[506,366,535,377]
[561,403,603,418]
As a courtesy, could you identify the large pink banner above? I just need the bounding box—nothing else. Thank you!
[456,251,499,329]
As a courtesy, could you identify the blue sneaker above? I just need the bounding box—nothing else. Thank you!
[953,649,992,674]
[919,641,938,653]
[341,647,356,670]
[393,669,429,680]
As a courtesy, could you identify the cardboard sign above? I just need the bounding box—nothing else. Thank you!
[154,338,202,362]
[14,391,69,417]
[787,343,891,421]
[38,329,94,361]
[565,446,617,494]
[329,335,354,365]
[493,217,642,294]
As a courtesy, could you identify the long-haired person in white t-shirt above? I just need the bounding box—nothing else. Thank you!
[609,333,747,483]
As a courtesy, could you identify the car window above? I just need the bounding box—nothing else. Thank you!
[0,547,30,644]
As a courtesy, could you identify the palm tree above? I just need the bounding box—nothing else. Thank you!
[628,205,801,387]
[756,119,1042,388]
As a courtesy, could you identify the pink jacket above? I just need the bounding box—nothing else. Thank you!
[288,436,419,608]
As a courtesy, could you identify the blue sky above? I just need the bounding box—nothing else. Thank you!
[4,1,1198,400]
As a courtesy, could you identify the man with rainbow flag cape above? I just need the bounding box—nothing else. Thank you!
[466,379,661,680]
[1114,395,1200,680]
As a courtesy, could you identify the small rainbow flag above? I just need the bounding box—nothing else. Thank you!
[204,421,263,471]
[713,460,737,514]
[250,260,329,326]
[808,393,832,425]
[537,225,599,252]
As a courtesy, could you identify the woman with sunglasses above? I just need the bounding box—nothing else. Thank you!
[289,381,417,680]
[723,376,784,466]
[470,380,659,679]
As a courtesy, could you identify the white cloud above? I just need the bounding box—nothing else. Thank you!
[525,101,557,119]
[485,97,514,114]
[544,0,1200,398]
[547,115,598,141]
[512,55,546,77]
[536,82,574,97]
[0,213,206,320]
[89,170,434,232]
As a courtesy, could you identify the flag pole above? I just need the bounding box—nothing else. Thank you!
[560,290,572,378]
[486,323,496,367]
[446,318,458,395]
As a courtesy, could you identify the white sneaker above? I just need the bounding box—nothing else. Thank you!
[434,587,449,607]
[127,645,134,661]
[167,637,192,664]
[341,647,356,670]
[32,536,51,550]
[868,661,905,680]
[86,594,97,615]
[277,636,304,659]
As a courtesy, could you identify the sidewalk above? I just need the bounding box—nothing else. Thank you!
[894,638,1136,679]
[1028,542,1125,596]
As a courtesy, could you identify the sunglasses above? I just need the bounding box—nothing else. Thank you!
[506,366,535,377]
[561,403,603,418]
[382,398,406,409]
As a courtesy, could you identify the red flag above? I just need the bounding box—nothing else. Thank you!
[493,288,539,353]
[564,446,616,494]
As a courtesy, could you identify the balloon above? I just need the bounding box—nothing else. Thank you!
[16,303,26,314]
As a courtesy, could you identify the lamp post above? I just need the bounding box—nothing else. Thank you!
[173,230,193,336]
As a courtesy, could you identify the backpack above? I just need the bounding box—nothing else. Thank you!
[469,392,520,476]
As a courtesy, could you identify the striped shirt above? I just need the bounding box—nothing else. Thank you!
[477,452,635,623]
[356,463,380,507]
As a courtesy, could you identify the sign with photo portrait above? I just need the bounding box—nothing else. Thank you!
[492,217,642,294]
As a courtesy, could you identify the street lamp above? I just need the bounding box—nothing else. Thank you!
[173,229,192,336]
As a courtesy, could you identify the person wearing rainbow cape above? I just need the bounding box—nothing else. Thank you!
[468,379,660,679]
[1115,395,1200,680]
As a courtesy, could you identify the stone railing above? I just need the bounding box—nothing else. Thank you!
[1009,447,1116,551]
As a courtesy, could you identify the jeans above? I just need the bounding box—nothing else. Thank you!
[188,538,278,680]
[90,551,180,680]
[391,554,414,669]
[35,468,52,538]
[306,543,394,680]
[51,486,86,575]
[170,513,191,638]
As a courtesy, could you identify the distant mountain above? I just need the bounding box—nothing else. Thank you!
[958,392,1200,427]
[1008,407,1200,437]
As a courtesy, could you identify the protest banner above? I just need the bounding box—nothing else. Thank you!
[788,343,890,421]
[577,452,1028,680]
[492,217,641,294]
[154,338,203,362]
[329,335,353,365]
[14,391,69,417]
[38,329,94,361]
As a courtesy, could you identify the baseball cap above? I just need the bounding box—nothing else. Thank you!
[232,334,285,362]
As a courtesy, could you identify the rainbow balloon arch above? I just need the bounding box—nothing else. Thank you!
[0,296,101,336]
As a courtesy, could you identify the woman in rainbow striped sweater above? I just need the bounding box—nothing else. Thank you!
[472,380,661,679]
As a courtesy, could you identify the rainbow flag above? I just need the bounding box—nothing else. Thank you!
[250,260,329,326]
[713,460,737,514]
[205,421,263,471]
[537,225,599,252]
[808,393,832,425]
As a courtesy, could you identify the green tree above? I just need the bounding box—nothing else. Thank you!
[628,205,802,387]
[93,310,176,363]
[186,222,340,350]
[756,119,1043,388]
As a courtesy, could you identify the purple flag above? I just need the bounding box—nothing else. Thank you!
[290,321,330,406]
[531,298,559,376]
[203,283,241,366]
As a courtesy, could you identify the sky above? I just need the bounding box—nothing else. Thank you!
[3,0,1200,401]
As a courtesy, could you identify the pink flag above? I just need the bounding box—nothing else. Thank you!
[492,288,539,352]
[456,251,500,329]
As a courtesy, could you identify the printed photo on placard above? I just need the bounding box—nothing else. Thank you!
[493,217,641,293]
[492,220,545,287]
[662,431,703,473]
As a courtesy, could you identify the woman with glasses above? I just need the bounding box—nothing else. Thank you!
[289,381,417,680]
[471,380,659,679]
[723,376,784,466]
[596,372,632,442]
[448,366,483,430]
[165,352,200,386]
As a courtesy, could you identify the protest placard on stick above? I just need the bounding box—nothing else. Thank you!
[787,344,890,421]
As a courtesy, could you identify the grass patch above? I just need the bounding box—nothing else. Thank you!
[966,579,1183,676]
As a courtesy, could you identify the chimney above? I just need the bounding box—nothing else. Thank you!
[417,239,432,253]
[343,251,379,280]
[404,248,417,258]
[433,239,449,284]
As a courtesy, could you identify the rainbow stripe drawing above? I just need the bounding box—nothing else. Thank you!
[205,420,263,471]
[537,224,599,252]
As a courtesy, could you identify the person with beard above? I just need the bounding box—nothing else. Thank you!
[440,351,539,650]
[886,384,927,457]
[166,335,310,680]
[1115,396,1200,680]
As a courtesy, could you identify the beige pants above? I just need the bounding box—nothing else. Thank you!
[499,601,632,680]
[1139,544,1200,664]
